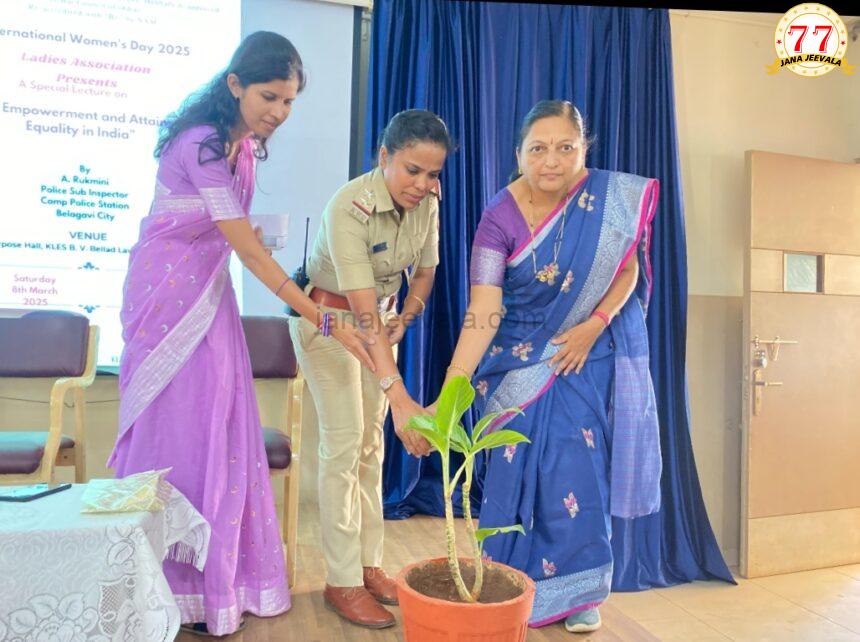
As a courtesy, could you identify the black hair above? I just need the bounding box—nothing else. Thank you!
[377,109,456,155]
[509,100,590,182]
[154,31,305,163]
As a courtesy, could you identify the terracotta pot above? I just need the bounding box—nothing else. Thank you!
[396,557,536,642]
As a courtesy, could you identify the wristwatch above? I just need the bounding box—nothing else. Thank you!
[379,374,403,392]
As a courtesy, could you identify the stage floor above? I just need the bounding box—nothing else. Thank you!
[177,505,657,641]
[176,501,860,641]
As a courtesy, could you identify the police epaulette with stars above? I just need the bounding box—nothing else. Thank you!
[349,187,375,223]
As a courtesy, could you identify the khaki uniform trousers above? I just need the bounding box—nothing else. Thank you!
[288,311,396,587]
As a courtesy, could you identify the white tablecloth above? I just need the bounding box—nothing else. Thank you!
[0,484,210,642]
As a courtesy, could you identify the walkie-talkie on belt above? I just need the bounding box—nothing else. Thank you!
[285,217,310,317]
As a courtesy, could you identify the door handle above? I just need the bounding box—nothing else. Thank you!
[752,368,782,415]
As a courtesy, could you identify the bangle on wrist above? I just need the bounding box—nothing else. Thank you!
[407,293,426,315]
[591,310,610,327]
[446,363,472,378]
[274,276,291,297]
[318,311,333,337]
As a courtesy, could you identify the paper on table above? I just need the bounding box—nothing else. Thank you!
[80,468,173,513]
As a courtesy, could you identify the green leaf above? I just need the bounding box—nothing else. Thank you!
[405,418,448,455]
[471,429,530,454]
[472,407,523,442]
[450,422,471,455]
[475,524,526,547]
[405,414,438,434]
[436,376,475,442]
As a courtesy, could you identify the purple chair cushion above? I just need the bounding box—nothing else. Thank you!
[241,317,298,379]
[0,310,89,377]
[0,432,76,475]
[263,428,292,470]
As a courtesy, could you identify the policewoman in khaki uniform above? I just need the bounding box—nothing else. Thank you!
[288,110,453,629]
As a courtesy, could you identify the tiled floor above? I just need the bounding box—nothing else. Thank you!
[611,565,860,641]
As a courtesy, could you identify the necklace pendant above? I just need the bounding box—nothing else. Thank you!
[535,262,560,285]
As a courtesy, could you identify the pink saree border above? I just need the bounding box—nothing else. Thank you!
[612,178,659,295]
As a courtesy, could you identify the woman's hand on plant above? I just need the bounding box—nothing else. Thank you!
[330,323,377,372]
[391,396,433,457]
[549,317,604,376]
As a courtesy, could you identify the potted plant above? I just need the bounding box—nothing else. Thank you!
[395,375,536,641]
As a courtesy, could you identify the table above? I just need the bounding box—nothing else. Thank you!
[0,484,210,641]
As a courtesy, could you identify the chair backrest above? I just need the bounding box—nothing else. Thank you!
[240,316,298,379]
[0,310,90,377]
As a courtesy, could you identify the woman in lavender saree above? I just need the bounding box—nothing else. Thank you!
[108,32,374,636]
[437,101,661,633]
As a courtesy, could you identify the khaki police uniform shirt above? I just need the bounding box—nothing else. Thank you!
[306,167,440,299]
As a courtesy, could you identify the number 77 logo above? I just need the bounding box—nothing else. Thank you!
[788,24,833,53]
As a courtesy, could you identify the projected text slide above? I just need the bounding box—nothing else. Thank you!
[0,0,239,365]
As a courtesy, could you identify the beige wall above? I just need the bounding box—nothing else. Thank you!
[672,10,859,298]
[672,10,860,565]
[3,10,858,569]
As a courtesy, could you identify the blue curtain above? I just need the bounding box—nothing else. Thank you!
[365,0,734,590]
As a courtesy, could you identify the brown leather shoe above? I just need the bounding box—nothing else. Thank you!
[363,566,399,605]
[323,585,396,629]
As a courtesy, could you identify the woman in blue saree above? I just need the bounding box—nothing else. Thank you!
[437,101,661,632]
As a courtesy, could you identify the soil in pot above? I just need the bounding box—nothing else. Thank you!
[407,561,524,604]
